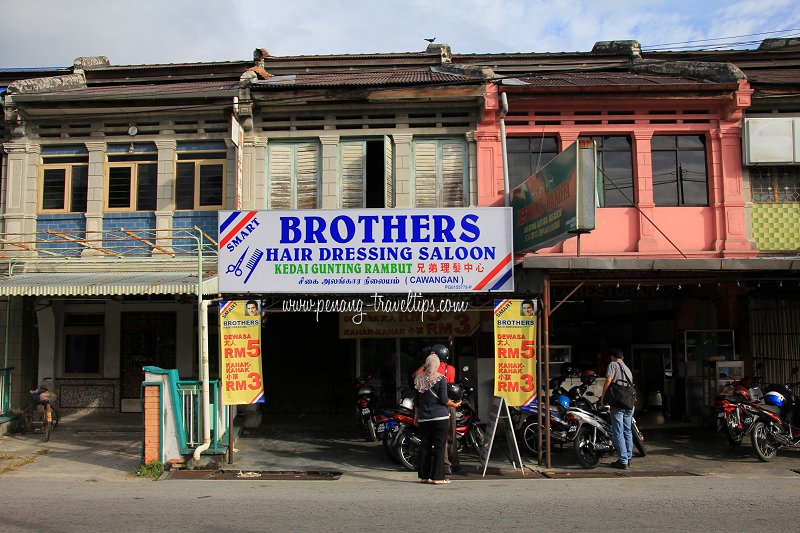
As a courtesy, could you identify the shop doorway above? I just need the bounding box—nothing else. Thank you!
[120,312,176,412]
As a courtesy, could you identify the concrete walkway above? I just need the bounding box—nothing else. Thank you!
[1,412,798,482]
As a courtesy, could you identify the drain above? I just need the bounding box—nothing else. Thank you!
[542,470,700,479]
[163,469,342,480]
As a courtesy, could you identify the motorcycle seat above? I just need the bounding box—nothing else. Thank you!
[394,406,414,417]
[762,404,782,416]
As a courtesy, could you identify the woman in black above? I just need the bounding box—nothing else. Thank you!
[414,354,461,484]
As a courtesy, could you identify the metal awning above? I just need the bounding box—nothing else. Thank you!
[522,256,800,272]
[0,271,218,297]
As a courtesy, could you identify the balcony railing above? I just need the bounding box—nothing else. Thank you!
[0,227,218,271]
[0,367,12,421]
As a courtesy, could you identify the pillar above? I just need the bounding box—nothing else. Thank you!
[632,130,659,252]
[392,134,413,207]
[244,136,268,209]
[319,135,340,208]
[154,140,176,253]
[143,384,162,464]
[1,142,40,239]
[83,141,106,256]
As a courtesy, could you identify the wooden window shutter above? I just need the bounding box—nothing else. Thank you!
[268,144,293,209]
[340,141,365,208]
[440,141,465,207]
[413,141,438,208]
[295,143,319,209]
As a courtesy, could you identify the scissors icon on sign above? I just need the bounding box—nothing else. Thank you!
[226,247,249,277]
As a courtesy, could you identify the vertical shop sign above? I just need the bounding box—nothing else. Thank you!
[219,300,264,405]
[493,299,537,406]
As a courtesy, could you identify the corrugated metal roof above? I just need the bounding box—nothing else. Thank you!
[0,271,218,297]
[17,80,238,97]
[509,71,709,87]
[253,69,474,88]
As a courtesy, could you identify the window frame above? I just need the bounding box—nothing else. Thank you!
[104,161,159,212]
[580,135,635,208]
[651,134,709,207]
[506,136,559,190]
[174,155,226,211]
[39,163,89,213]
[63,325,104,377]
[750,166,800,203]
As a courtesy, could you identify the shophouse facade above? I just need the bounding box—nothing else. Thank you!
[1,40,798,432]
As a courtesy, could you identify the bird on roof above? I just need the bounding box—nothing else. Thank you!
[424,38,436,43]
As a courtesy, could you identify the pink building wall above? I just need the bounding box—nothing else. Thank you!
[475,82,756,258]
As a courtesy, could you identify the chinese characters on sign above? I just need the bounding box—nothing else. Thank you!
[219,300,264,405]
[493,299,537,407]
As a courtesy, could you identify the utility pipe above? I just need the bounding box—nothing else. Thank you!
[193,297,212,461]
[192,228,211,462]
[500,92,510,208]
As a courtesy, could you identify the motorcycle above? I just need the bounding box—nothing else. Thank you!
[511,368,596,457]
[453,368,485,456]
[748,367,800,461]
[381,395,416,464]
[566,395,647,469]
[714,376,762,446]
[392,367,483,472]
[354,374,378,442]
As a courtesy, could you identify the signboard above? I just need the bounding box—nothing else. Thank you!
[493,299,537,407]
[230,113,245,209]
[219,300,264,405]
[339,311,480,338]
[478,396,524,476]
[218,208,514,294]
[511,139,596,253]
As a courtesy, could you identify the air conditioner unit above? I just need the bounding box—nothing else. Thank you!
[743,117,800,165]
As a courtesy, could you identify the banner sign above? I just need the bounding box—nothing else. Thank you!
[511,139,596,253]
[493,299,537,407]
[218,208,514,294]
[339,311,480,338]
[219,300,264,405]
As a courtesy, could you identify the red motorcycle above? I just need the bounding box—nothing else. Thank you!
[714,377,762,446]
[354,374,378,442]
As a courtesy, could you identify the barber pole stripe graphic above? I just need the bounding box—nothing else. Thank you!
[250,390,264,404]
[220,211,257,248]
[474,254,513,291]
[219,300,235,315]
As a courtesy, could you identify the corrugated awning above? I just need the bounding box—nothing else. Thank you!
[522,256,800,271]
[0,271,218,297]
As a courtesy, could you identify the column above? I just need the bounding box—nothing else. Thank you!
[465,132,478,207]
[244,136,268,209]
[632,130,659,252]
[392,134,413,207]
[1,142,40,240]
[713,124,757,256]
[83,141,106,256]
[154,140,176,253]
[319,135,340,208]
[472,131,502,207]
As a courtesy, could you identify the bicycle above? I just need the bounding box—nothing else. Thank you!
[22,378,60,442]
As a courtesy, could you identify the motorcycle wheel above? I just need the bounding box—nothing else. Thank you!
[633,424,647,457]
[573,425,602,469]
[519,420,541,457]
[724,419,744,446]
[364,418,378,442]
[384,435,399,464]
[467,424,486,456]
[751,421,778,462]
[396,431,420,471]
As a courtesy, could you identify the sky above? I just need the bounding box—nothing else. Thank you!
[1,0,799,68]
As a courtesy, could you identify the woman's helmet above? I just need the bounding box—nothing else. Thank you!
[580,369,597,386]
[764,391,785,407]
[399,397,414,410]
[560,363,575,377]
[447,383,464,402]
[431,344,450,362]
[552,394,571,410]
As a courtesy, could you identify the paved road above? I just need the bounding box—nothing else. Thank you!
[0,473,798,532]
[1,414,799,531]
